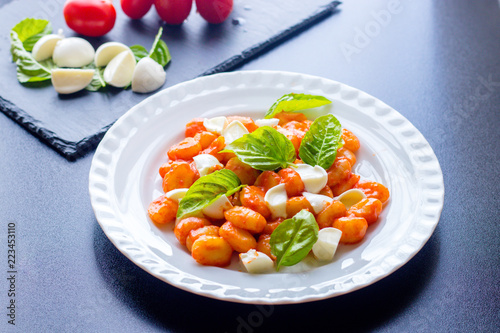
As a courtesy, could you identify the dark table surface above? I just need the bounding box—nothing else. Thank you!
[1,0,499,332]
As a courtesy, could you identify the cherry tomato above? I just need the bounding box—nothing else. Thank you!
[121,0,155,19]
[63,0,116,37]
[154,0,193,25]
[195,0,233,24]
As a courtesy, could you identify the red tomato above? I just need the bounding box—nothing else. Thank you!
[121,0,155,19]
[154,0,193,25]
[63,0,116,37]
[195,0,233,24]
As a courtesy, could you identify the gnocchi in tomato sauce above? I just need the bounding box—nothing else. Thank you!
[148,107,389,272]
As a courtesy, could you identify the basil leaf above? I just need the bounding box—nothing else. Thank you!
[23,22,52,52]
[17,59,56,83]
[299,114,342,170]
[12,18,52,51]
[177,169,242,219]
[132,28,171,67]
[10,31,54,84]
[265,93,332,119]
[222,126,296,171]
[148,27,171,67]
[130,45,149,63]
[84,64,106,91]
[10,31,27,62]
[270,210,319,270]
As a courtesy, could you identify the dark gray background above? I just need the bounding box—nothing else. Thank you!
[1,0,499,332]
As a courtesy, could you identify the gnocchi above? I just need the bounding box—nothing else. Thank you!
[147,105,389,272]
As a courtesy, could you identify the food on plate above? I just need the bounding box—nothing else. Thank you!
[264,184,287,218]
[63,0,116,37]
[51,68,95,94]
[202,193,232,219]
[9,18,171,94]
[146,93,390,273]
[148,194,178,224]
[121,0,155,19]
[347,198,383,225]
[331,217,368,244]
[239,249,274,273]
[52,37,95,68]
[335,189,366,209]
[311,227,342,261]
[195,0,233,24]
[355,180,390,203]
[165,188,189,201]
[154,0,193,25]
[191,235,233,266]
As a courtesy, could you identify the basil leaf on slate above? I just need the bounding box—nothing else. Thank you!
[299,114,342,170]
[264,93,332,119]
[10,31,54,84]
[222,126,296,171]
[148,27,171,67]
[270,210,319,270]
[12,18,52,52]
[131,28,171,67]
[84,64,106,91]
[130,45,149,63]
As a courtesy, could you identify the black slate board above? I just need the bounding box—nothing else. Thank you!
[0,0,340,161]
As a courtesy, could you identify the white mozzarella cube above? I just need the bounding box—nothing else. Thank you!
[302,192,334,214]
[222,120,249,144]
[264,184,288,218]
[193,154,223,177]
[293,164,328,194]
[334,189,366,209]
[255,118,279,127]
[165,188,189,202]
[239,249,274,273]
[202,195,233,219]
[203,116,229,135]
[312,228,342,261]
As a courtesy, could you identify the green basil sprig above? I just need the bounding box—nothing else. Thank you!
[264,93,332,119]
[148,27,171,67]
[131,27,171,67]
[222,126,296,171]
[270,210,319,270]
[130,45,149,63]
[84,64,106,92]
[10,18,55,84]
[12,18,52,52]
[299,114,343,170]
[10,31,55,84]
[177,169,243,219]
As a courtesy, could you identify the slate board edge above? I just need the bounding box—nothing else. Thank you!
[202,1,341,76]
[0,95,108,161]
[0,1,341,162]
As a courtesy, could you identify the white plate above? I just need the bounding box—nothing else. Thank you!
[89,70,444,304]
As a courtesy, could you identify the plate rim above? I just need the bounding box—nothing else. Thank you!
[89,70,445,304]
